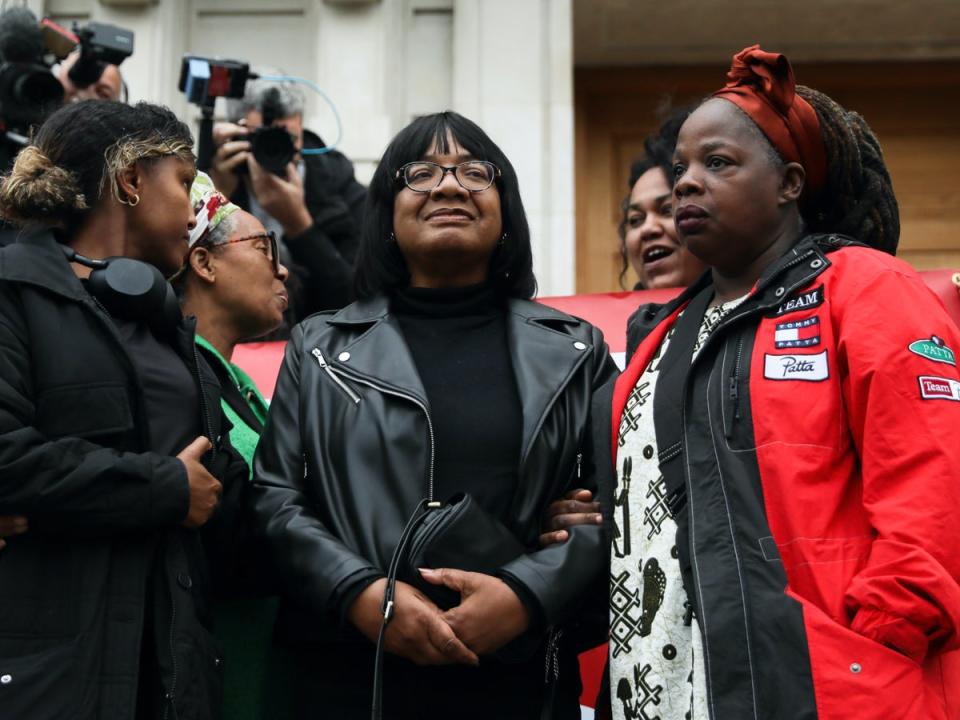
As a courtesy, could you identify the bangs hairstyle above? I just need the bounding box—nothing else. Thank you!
[354,111,536,299]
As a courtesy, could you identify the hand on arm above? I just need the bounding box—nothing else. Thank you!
[0,515,27,551]
[538,488,603,547]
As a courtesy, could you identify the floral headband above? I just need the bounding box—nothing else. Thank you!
[188,171,240,247]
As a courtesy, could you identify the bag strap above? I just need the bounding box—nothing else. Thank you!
[371,498,438,720]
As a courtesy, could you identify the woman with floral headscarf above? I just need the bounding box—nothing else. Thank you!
[176,172,291,720]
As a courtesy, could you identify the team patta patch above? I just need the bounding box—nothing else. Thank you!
[770,285,824,317]
[764,350,829,381]
[909,335,956,366]
[918,375,960,402]
[775,316,821,349]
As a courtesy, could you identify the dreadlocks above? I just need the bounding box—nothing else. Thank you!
[798,85,900,255]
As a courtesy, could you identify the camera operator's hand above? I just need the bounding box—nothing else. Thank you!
[210,121,251,199]
[248,157,313,237]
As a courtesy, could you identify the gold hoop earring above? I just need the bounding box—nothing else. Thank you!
[119,194,140,207]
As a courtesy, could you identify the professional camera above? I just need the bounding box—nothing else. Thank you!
[178,56,295,176]
[241,87,297,176]
[57,21,134,88]
[0,8,133,148]
[0,7,62,144]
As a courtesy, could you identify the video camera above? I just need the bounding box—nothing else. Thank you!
[0,7,133,147]
[178,56,297,176]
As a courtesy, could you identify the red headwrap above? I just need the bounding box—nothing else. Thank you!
[712,45,826,196]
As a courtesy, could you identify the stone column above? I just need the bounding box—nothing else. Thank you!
[452,0,574,296]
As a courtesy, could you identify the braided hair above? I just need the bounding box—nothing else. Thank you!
[0,101,194,234]
[797,86,900,254]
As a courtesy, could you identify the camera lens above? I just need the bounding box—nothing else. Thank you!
[251,126,296,176]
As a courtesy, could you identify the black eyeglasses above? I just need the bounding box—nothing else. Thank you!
[396,161,500,193]
[216,231,281,274]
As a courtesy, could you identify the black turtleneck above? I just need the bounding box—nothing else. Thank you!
[392,283,523,521]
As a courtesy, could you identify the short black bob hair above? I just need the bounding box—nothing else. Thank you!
[354,111,536,299]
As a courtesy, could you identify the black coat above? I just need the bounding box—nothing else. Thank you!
[231,130,367,322]
[0,232,249,719]
[251,295,617,712]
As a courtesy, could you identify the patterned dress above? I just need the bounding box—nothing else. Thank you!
[609,297,746,720]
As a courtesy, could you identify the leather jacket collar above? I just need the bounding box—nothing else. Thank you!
[323,293,595,470]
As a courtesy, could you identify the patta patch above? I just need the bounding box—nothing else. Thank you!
[764,350,829,381]
[775,316,820,349]
[918,375,960,402]
[909,336,956,366]
[769,285,824,317]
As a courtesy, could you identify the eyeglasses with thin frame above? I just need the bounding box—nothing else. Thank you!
[396,161,500,193]
[211,231,281,275]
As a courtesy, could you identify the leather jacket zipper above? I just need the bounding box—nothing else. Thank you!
[543,626,563,683]
[312,349,436,501]
[312,348,361,405]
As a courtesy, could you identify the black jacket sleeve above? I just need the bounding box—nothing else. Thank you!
[497,326,619,626]
[250,324,383,620]
[0,283,189,534]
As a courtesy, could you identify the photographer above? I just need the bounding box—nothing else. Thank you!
[56,48,123,103]
[210,77,365,324]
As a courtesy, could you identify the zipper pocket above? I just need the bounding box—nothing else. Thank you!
[726,336,744,438]
[311,348,361,404]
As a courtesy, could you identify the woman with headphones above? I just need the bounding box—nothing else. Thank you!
[0,100,248,720]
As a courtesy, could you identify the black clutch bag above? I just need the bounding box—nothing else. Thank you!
[372,493,527,719]
[402,493,526,608]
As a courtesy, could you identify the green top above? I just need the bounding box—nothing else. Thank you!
[195,335,269,476]
[195,336,293,720]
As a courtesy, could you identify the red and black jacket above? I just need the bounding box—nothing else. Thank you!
[612,234,960,719]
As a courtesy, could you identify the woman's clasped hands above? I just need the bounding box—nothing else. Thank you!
[347,570,531,666]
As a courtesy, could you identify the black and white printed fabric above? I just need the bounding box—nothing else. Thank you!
[609,295,746,720]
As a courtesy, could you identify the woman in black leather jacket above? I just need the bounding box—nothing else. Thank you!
[252,111,617,719]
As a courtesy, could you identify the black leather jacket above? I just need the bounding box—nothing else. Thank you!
[252,294,618,640]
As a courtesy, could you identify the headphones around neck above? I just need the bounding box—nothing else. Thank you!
[60,244,182,336]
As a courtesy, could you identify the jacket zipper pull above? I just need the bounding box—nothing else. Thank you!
[312,348,361,404]
[729,376,742,421]
[683,600,694,627]
[543,627,563,683]
[576,452,583,480]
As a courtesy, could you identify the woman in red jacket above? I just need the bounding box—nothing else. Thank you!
[551,47,960,719]
[613,45,960,720]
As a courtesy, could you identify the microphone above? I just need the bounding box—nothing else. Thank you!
[0,8,45,64]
